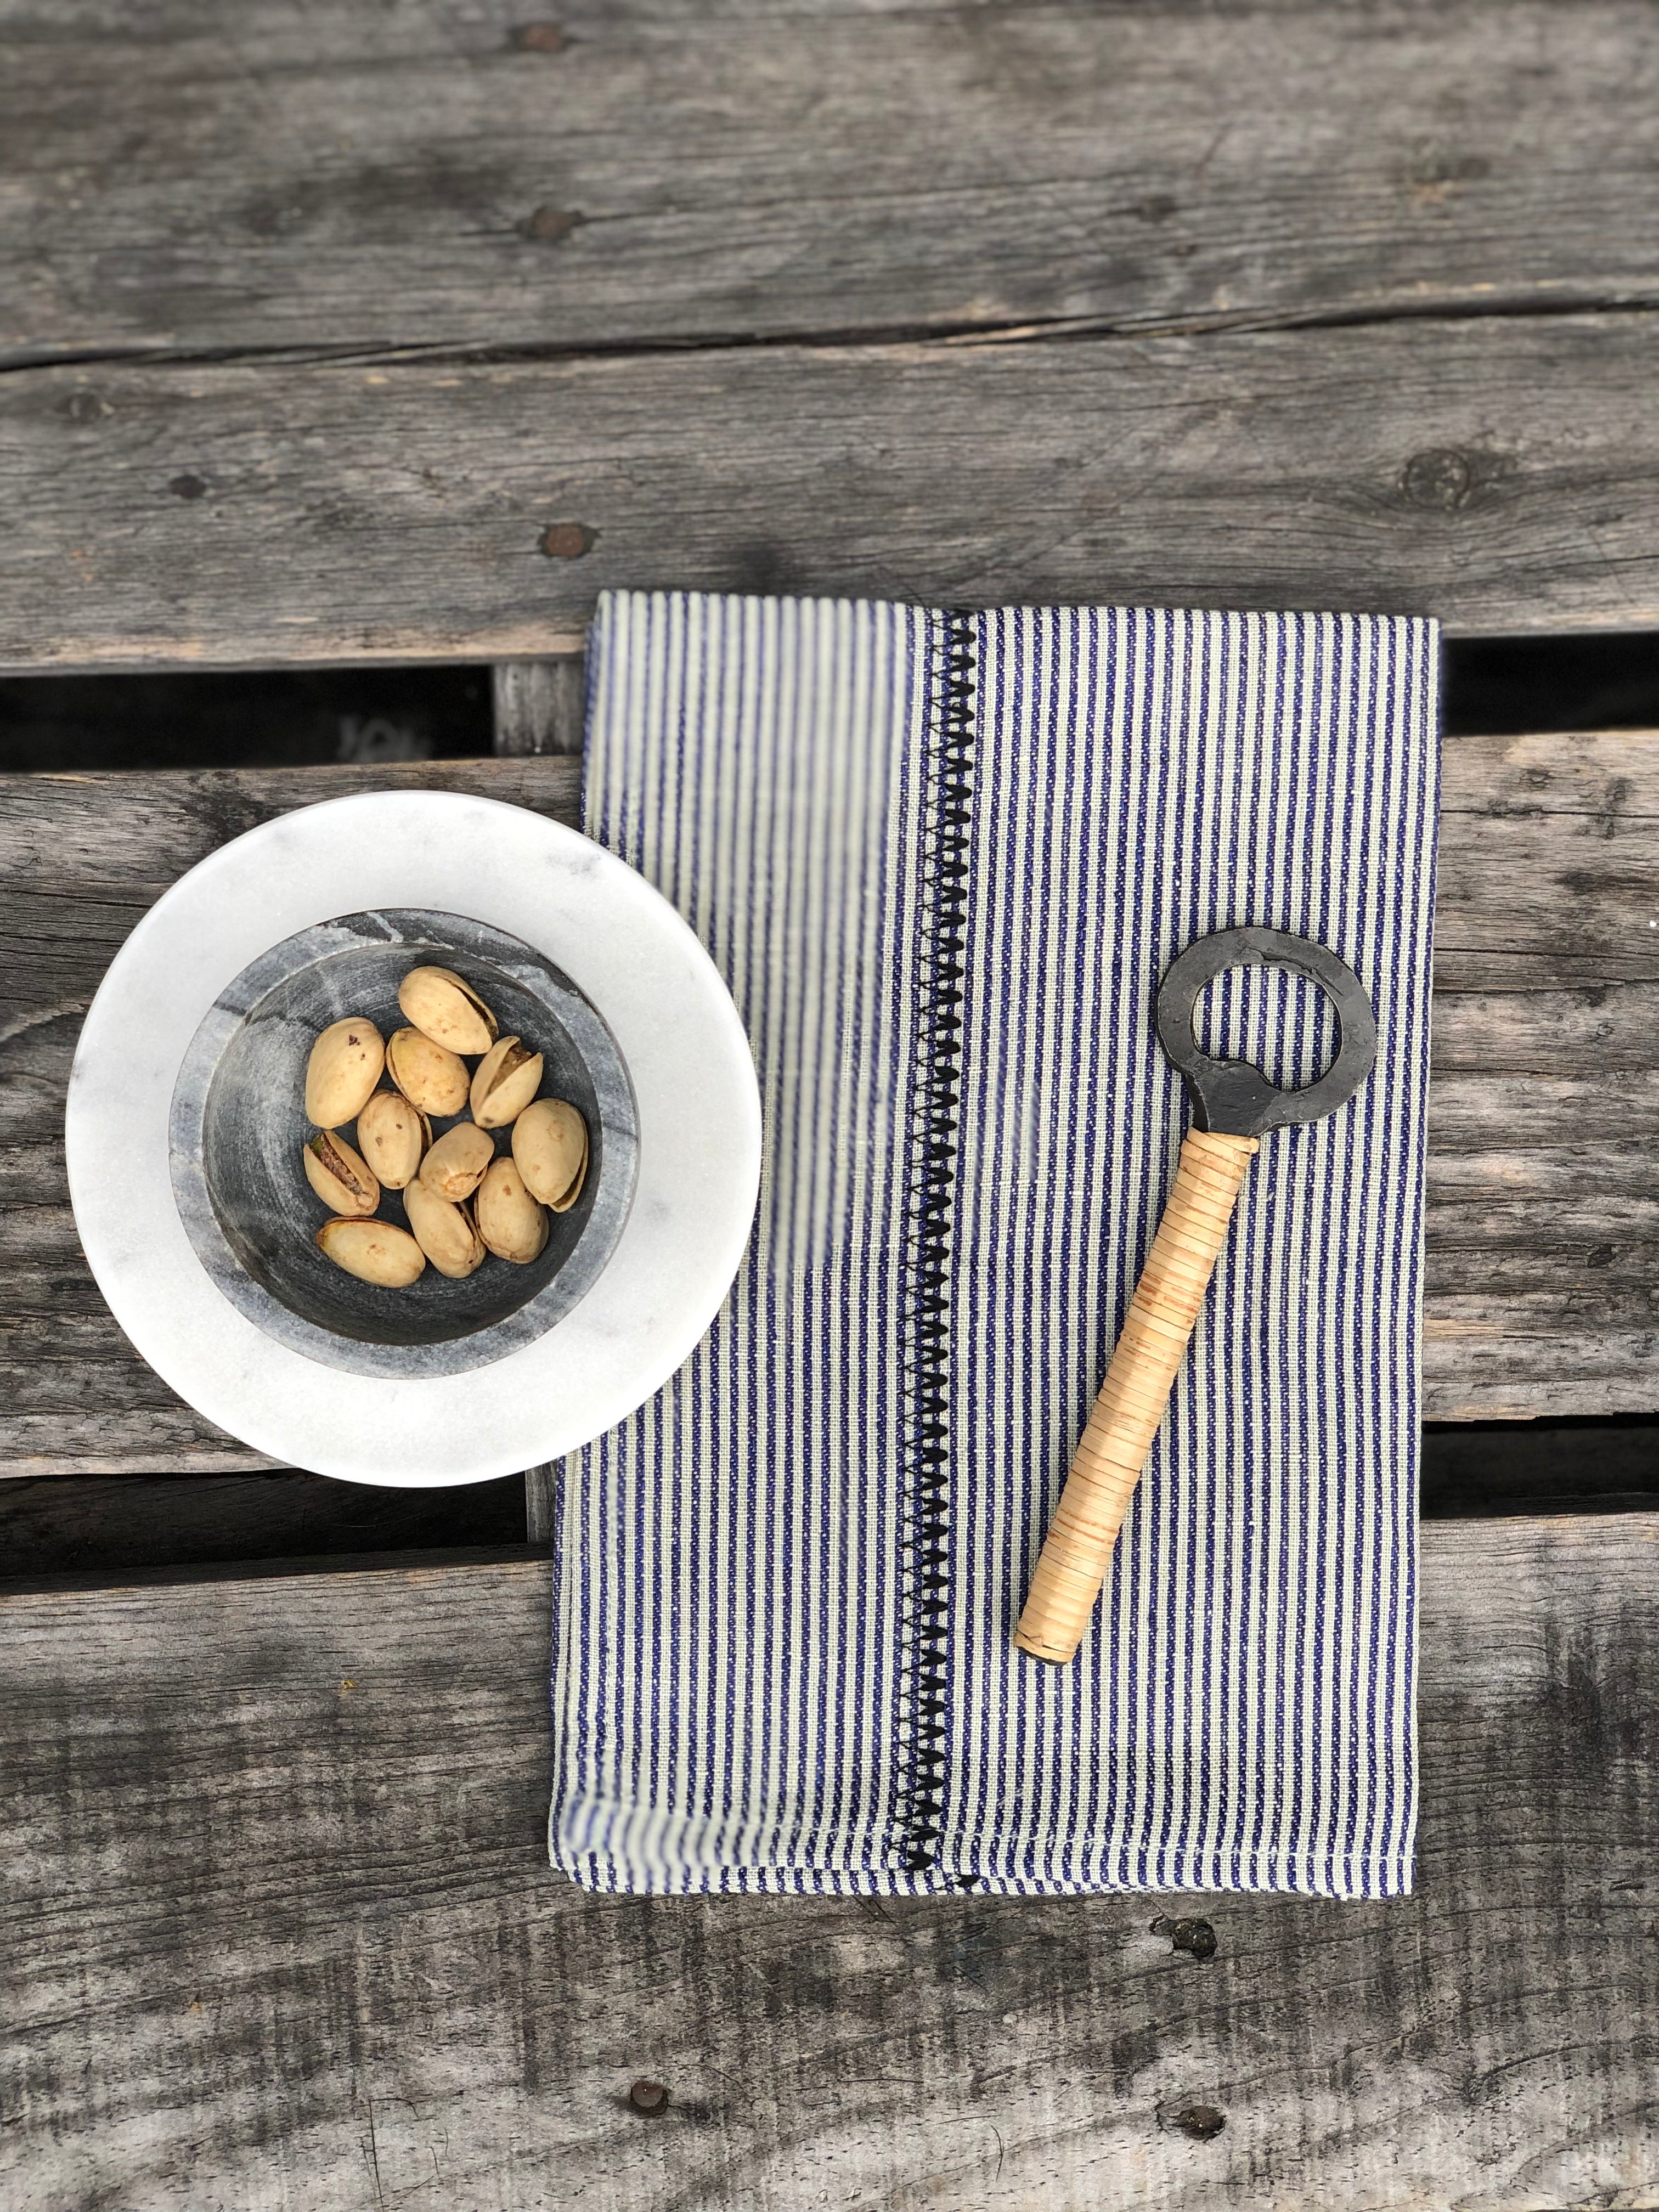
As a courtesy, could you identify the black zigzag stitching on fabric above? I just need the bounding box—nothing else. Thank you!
[894,607,976,1876]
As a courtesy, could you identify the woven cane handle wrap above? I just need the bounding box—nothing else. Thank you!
[1014,1129,1258,1664]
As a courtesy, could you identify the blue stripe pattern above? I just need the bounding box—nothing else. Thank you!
[555,590,1440,1897]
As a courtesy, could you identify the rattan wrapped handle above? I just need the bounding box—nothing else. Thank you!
[1014,1128,1259,1664]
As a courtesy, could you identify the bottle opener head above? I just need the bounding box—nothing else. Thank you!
[1154,926,1378,1138]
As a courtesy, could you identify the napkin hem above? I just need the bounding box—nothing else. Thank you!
[891,607,977,1876]
[549,1836,1414,1901]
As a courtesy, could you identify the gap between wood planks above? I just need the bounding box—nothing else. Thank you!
[0,1543,545,1602]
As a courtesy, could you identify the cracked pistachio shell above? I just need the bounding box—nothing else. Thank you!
[470,1035,545,1130]
[475,1156,549,1265]
[303,1130,381,1217]
[403,1176,487,1280]
[354,1090,430,1191]
[398,965,498,1056]
[304,1017,385,1128]
[419,1120,495,1203]
[315,1217,426,1288]
[387,1025,470,1118]
[512,1098,589,1212]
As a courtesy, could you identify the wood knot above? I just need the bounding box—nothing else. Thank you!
[628,2079,670,2115]
[168,473,209,502]
[539,521,597,559]
[1152,1914,1217,1960]
[512,21,566,50]
[518,205,583,244]
[61,388,112,425]
[1401,448,1473,512]
[1169,2103,1226,2141]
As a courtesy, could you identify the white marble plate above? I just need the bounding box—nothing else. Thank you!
[65,790,761,1488]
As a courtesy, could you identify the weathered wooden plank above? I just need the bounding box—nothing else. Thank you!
[1,1515,1654,2209]
[493,660,587,759]
[3,313,1659,670]
[1423,732,1659,1407]
[3,736,1657,1474]
[1425,729,1659,1408]
[2,2,1656,366]
[0,757,582,889]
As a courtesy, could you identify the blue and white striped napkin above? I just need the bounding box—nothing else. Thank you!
[550,590,1439,1897]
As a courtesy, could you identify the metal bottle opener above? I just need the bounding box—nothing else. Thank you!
[1014,925,1379,1665]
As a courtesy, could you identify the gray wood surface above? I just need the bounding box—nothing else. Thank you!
[2,1513,1654,2209]
[3,737,1657,1477]
[2,2,1655,364]
[4,311,1659,670]
[493,661,587,759]
[5,0,1659,668]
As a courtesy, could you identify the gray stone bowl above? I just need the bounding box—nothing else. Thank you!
[168,909,638,1380]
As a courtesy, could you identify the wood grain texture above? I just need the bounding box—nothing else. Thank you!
[493,661,587,759]
[3,736,1657,1473]
[2,1515,1654,2209]
[3,311,1659,670]
[1429,728,1659,1416]
[2,1,1656,366]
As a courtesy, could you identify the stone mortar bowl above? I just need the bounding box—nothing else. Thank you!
[169,909,639,1380]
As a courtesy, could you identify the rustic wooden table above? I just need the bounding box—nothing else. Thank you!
[2,3,1656,2205]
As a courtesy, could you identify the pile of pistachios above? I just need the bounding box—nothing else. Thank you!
[302,965,589,1289]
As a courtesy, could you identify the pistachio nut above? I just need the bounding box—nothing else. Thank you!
[512,1097,589,1212]
[470,1035,545,1130]
[354,1089,431,1190]
[419,1120,496,1203]
[475,1156,549,1264]
[304,1017,385,1128]
[302,1130,381,1217]
[403,1176,487,1279]
[398,965,498,1056]
[387,1025,470,1118]
[315,1217,426,1288]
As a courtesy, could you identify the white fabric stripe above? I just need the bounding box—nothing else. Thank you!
[551,590,1438,1898]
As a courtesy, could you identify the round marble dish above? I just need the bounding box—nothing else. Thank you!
[65,790,761,1488]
